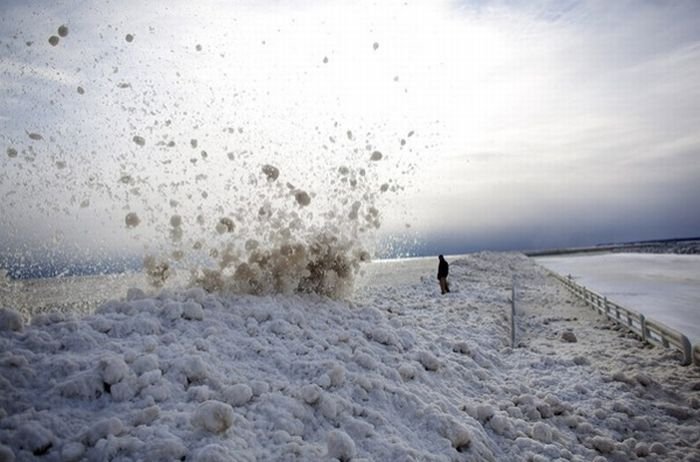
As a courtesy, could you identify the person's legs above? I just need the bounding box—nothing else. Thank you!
[439,277,447,294]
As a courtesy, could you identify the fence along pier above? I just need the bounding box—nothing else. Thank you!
[544,268,694,366]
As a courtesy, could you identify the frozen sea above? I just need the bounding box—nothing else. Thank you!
[535,253,700,346]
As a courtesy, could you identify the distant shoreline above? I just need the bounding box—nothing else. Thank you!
[524,237,700,257]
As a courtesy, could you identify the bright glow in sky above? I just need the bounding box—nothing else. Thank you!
[1,0,700,271]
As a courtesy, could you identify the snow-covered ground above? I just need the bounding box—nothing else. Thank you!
[1,253,700,461]
[535,253,700,346]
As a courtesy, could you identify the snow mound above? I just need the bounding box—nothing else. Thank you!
[191,401,235,433]
[1,253,699,460]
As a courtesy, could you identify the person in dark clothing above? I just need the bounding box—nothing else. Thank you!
[437,255,450,294]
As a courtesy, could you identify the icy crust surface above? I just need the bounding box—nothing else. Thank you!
[1,253,700,461]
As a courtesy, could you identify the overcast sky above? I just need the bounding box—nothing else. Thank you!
[1,0,699,270]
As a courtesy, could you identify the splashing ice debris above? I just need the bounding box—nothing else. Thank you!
[144,255,171,287]
[262,164,279,181]
[216,218,235,234]
[0,7,426,297]
[294,190,311,206]
[125,213,140,228]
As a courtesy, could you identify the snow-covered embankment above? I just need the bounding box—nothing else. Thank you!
[1,252,699,461]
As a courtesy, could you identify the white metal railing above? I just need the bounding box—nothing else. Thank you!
[545,268,694,366]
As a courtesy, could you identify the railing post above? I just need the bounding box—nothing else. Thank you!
[640,314,647,343]
[511,275,516,348]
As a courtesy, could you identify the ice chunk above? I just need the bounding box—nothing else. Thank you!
[634,442,650,457]
[589,436,616,454]
[61,442,85,462]
[476,404,495,422]
[222,383,253,406]
[177,355,209,383]
[326,430,355,461]
[328,364,346,387]
[488,414,513,436]
[445,423,471,452]
[99,355,129,385]
[354,352,377,370]
[182,301,204,320]
[189,385,213,402]
[0,309,23,332]
[17,423,54,456]
[191,400,234,433]
[82,417,125,445]
[418,351,440,371]
[300,384,322,404]
[251,380,270,396]
[398,364,416,380]
[531,422,552,443]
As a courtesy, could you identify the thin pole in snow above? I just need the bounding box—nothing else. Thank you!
[511,274,516,348]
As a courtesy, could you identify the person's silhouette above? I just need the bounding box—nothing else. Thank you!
[437,255,450,294]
